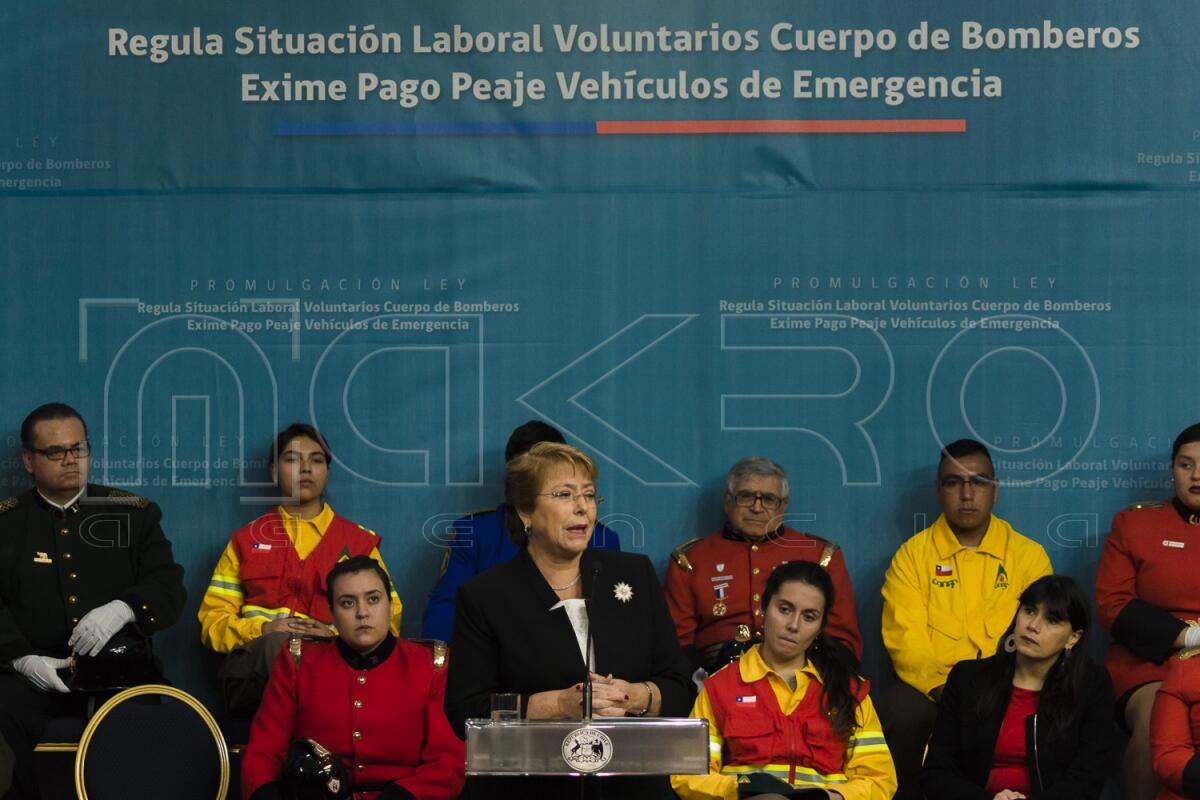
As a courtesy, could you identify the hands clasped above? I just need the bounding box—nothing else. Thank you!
[560,673,648,717]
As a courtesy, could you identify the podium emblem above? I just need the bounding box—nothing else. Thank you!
[561,727,614,773]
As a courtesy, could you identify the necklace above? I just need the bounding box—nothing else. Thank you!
[550,573,582,592]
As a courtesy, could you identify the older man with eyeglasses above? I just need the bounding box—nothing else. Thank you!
[664,456,863,676]
[0,402,185,800]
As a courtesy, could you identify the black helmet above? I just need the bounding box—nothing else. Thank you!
[282,739,352,800]
[67,626,163,693]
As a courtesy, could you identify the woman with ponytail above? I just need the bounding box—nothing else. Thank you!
[922,575,1116,799]
[672,560,896,799]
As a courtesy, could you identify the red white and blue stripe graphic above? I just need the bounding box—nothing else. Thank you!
[274,118,966,137]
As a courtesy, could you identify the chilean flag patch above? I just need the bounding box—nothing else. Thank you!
[935,564,953,577]
[252,543,272,551]
[735,696,756,704]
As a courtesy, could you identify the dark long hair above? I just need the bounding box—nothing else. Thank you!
[974,574,1091,741]
[761,561,861,741]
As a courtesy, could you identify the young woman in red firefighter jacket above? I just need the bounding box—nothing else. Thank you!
[922,575,1117,800]
[242,556,464,800]
[672,560,896,800]
[198,423,402,715]
[1096,422,1200,800]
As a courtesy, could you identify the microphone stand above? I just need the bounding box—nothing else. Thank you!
[580,561,602,800]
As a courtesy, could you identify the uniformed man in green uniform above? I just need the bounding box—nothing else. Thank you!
[0,402,186,800]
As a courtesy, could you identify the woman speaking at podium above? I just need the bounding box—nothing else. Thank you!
[445,442,694,798]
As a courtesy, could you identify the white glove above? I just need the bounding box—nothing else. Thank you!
[68,600,136,657]
[1186,625,1200,650]
[11,655,71,693]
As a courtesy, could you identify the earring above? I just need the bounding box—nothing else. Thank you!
[1003,634,1017,653]
[523,524,531,534]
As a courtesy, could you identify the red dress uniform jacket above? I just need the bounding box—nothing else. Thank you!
[242,636,464,800]
[1151,655,1200,800]
[665,526,863,663]
[1097,501,1200,698]
[232,511,380,624]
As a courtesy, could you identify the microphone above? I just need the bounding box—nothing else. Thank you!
[581,561,602,720]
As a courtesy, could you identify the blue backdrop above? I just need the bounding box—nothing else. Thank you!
[1,0,1195,702]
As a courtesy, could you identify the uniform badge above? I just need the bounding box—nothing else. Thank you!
[994,564,1009,589]
[613,582,633,603]
[33,551,53,564]
[935,564,953,577]
[716,562,725,572]
[1164,540,1186,549]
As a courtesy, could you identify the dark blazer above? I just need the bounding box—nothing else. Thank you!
[921,654,1117,800]
[445,547,695,799]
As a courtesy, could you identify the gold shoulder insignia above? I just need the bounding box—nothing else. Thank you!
[817,540,840,569]
[408,638,449,670]
[1124,500,1165,511]
[0,497,17,514]
[670,537,704,572]
[462,506,499,518]
[106,488,149,508]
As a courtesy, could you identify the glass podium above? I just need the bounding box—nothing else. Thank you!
[465,717,709,776]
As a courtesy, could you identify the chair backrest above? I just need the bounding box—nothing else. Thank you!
[74,684,230,800]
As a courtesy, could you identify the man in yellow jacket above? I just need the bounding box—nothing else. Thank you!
[879,439,1052,800]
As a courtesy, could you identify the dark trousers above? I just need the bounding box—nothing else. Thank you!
[218,632,291,717]
[878,680,938,800]
[0,673,92,800]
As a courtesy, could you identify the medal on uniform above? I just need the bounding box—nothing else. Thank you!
[713,583,728,616]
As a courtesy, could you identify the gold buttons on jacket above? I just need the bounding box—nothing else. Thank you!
[63,552,72,560]
[752,567,760,575]
[67,572,77,580]
[751,544,759,552]
[752,593,760,601]
[354,700,363,709]
[352,731,362,740]
[357,675,366,685]
[59,528,69,536]
[68,595,78,604]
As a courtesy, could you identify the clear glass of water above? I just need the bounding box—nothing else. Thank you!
[490,692,521,722]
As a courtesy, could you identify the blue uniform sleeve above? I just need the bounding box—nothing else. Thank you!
[592,521,622,551]
[421,514,487,642]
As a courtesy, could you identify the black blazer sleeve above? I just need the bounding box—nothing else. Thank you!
[921,663,996,800]
[444,581,501,737]
[634,554,695,717]
[1031,664,1117,800]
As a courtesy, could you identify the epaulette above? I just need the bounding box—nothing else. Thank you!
[410,638,449,670]
[817,538,840,569]
[0,497,17,514]
[1124,500,1165,511]
[461,506,499,518]
[670,537,704,572]
[105,488,149,508]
